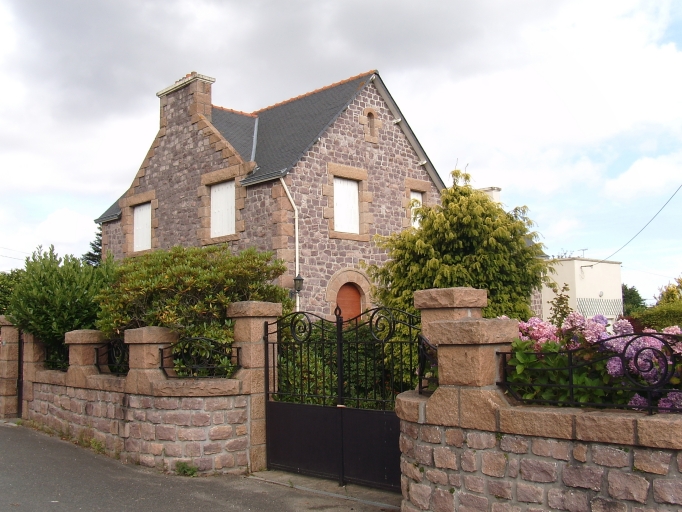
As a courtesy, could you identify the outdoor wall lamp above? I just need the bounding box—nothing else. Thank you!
[290,274,304,298]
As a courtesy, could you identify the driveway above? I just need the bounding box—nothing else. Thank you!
[0,420,400,511]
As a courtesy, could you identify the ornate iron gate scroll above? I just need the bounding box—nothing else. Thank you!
[264,306,426,491]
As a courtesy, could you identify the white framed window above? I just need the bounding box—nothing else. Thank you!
[334,177,360,234]
[133,202,152,252]
[410,190,424,228]
[210,180,236,238]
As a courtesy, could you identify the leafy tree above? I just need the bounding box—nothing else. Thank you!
[656,275,682,305]
[367,170,549,319]
[547,283,572,327]
[622,283,646,316]
[633,301,682,330]
[6,246,115,348]
[82,225,103,267]
[0,269,24,316]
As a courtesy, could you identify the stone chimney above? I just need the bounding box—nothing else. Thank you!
[156,71,216,128]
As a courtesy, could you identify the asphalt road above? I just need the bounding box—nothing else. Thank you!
[0,421,396,512]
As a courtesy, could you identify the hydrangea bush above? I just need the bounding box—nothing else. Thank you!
[508,312,682,412]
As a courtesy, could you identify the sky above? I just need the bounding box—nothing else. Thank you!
[0,0,680,305]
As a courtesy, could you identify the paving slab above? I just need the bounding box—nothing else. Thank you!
[0,419,400,511]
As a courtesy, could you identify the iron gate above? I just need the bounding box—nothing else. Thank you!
[264,306,426,491]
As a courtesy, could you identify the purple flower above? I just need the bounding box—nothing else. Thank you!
[613,319,634,336]
[658,391,682,413]
[606,357,624,377]
[628,393,649,411]
[592,314,608,326]
[583,319,607,344]
[562,312,586,331]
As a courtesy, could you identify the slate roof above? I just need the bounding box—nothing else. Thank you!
[96,70,444,222]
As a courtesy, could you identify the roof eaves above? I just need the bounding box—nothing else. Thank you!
[240,168,289,187]
[371,74,446,191]
[94,211,121,224]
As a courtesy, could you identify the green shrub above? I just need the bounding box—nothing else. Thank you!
[633,301,682,331]
[96,245,290,343]
[6,246,115,349]
[0,269,24,316]
[175,461,198,477]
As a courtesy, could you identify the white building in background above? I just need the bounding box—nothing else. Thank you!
[533,258,624,322]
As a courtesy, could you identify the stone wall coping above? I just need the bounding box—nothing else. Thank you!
[0,315,13,326]
[414,287,488,310]
[226,301,282,318]
[149,378,241,397]
[395,389,682,450]
[124,326,178,345]
[86,374,126,393]
[65,330,104,345]
[34,369,67,386]
[427,318,519,346]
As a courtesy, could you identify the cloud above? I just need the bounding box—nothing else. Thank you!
[604,151,682,200]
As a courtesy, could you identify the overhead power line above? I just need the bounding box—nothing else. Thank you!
[587,182,682,268]
[0,254,25,261]
[0,247,30,255]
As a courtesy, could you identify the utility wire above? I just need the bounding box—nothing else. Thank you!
[621,266,677,280]
[0,254,25,261]
[0,246,30,254]
[587,183,682,268]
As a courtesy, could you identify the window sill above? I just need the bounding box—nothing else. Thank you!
[202,233,240,245]
[329,231,370,242]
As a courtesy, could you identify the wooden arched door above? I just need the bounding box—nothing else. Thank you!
[336,283,361,320]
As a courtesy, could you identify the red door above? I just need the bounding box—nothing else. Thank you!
[336,283,361,320]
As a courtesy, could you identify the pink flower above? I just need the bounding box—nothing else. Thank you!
[562,312,586,331]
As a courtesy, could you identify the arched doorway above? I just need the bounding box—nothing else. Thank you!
[336,283,361,320]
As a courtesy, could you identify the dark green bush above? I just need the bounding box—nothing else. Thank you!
[0,269,24,316]
[7,246,115,348]
[634,301,682,331]
[96,245,290,343]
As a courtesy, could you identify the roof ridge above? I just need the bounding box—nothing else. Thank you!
[212,105,258,118]
[253,70,377,114]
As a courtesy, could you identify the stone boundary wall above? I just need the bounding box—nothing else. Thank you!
[2,301,279,474]
[396,288,682,512]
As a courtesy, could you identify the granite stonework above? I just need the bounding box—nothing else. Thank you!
[0,316,19,418]
[398,288,682,512]
[8,301,279,474]
[102,72,443,317]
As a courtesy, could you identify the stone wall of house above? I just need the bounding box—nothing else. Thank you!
[397,287,682,512]
[288,81,442,314]
[6,301,278,474]
[101,218,124,260]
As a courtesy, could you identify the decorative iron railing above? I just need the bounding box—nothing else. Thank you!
[44,344,69,371]
[160,337,240,378]
[498,332,682,414]
[96,338,129,375]
[418,334,438,395]
[266,306,434,410]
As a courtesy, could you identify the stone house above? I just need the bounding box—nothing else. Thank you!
[96,70,445,317]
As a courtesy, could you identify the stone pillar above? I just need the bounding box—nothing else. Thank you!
[65,330,104,388]
[0,316,19,418]
[412,287,518,430]
[21,332,45,419]
[226,301,282,472]
[124,327,177,395]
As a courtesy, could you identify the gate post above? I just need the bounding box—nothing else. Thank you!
[227,301,282,473]
[0,316,19,418]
